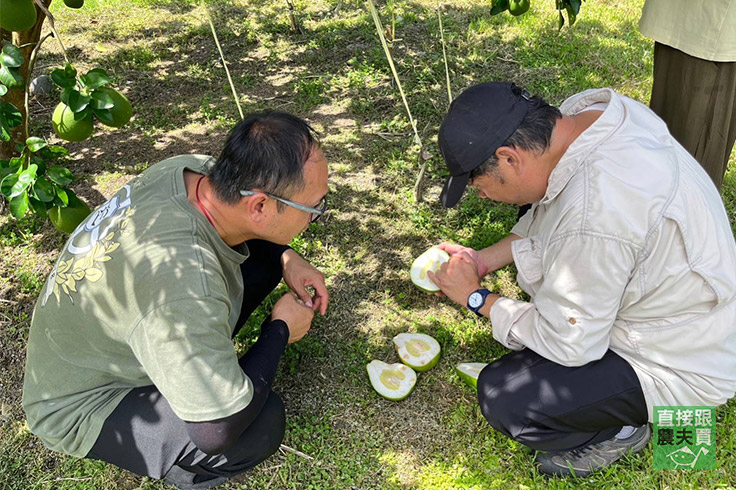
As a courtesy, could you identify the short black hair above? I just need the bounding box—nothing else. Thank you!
[471,88,561,181]
[209,111,319,207]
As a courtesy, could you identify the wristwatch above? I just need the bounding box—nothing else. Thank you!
[467,288,492,317]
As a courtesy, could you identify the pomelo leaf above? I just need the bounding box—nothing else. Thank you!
[92,107,115,126]
[80,68,110,90]
[9,166,36,198]
[9,192,30,219]
[26,136,47,152]
[48,165,74,186]
[53,185,69,207]
[33,177,55,202]
[67,90,91,113]
[51,68,77,89]
[0,173,18,197]
[0,66,23,89]
[1,44,24,68]
[29,197,48,217]
[90,89,114,109]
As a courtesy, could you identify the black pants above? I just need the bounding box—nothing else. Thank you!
[477,348,648,452]
[87,240,287,489]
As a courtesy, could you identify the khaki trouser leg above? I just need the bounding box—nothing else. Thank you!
[650,42,736,191]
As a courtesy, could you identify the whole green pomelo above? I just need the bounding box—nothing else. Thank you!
[52,103,94,142]
[49,200,91,234]
[99,88,133,128]
[509,0,530,16]
[0,0,37,32]
[63,0,84,8]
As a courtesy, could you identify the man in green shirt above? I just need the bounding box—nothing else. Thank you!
[22,111,329,489]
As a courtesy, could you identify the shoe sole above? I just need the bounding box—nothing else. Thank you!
[537,425,652,478]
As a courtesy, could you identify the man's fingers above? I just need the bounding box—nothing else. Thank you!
[427,269,441,284]
[308,277,329,315]
[291,285,313,308]
[436,242,453,252]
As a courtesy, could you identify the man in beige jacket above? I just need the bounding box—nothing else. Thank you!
[430,82,736,476]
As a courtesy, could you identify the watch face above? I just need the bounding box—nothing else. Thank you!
[468,292,483,309]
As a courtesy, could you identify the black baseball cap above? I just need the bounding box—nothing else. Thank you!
[438,82,533,208]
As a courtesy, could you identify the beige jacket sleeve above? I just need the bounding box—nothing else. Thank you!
[490,232,638,367]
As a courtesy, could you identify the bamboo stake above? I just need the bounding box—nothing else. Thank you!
[202,0,244,120]
[437,3,452,105]
[366,0,435,201]
[365,0,420,148]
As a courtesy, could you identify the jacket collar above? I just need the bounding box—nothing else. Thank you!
[540,88,624,204]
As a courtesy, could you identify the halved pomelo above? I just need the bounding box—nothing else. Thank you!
[455,362,488,390]
[393,333,441,372]
[410,247,449,292]
[366,360,417,401]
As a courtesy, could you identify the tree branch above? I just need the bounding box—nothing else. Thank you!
[31,0,69,63]
[23,32,54,142]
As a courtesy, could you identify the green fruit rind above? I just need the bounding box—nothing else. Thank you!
[63,0,85,8]
[99,88,133,128]
[48,201,91,234]
[0,0,37,32]
[410,247,450,293]
[509,0,530,16]
[367,360,417,401]
[52,103,94,142]
[455,362,488,390]
[393,332,441,373]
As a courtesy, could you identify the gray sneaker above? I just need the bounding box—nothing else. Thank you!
[536,425,651,477]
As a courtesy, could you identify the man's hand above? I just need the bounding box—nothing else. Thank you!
[281,249,329,315]
[272,292,314,343]
[436,242,490,278]
[427,252,482,307]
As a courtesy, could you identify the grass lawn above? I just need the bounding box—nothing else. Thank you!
[2,0,736,488]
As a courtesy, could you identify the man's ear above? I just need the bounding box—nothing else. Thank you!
[495,146,523,175]
[241,193,270,222]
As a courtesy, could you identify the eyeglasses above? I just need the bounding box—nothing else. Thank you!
[239,190,328,223]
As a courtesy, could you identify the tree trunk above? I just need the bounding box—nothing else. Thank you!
[0,1,51,160]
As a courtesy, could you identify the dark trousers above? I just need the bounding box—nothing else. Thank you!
[477,348,648,452]
[650,42,736,191]
[87,240,287,489]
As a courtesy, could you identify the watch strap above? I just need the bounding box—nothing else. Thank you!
[467,288,492,317]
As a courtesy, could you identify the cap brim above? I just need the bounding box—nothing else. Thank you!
[440,172,471,208]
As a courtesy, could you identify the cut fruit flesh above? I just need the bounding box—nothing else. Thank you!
[455,362,488,390]
[367,360,417,401]
[410,247,450,292]
[393,333,441,372]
